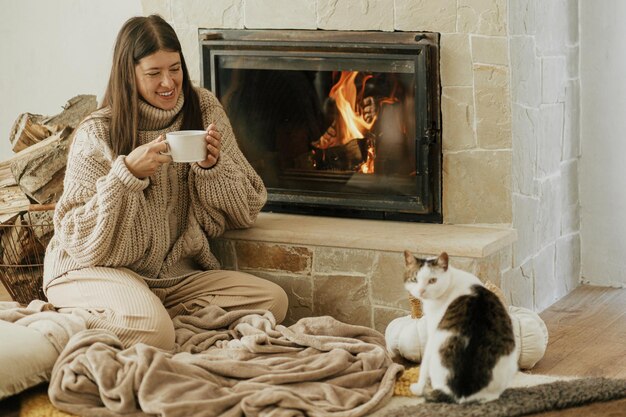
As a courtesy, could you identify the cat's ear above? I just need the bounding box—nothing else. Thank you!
[437,252,449,271]
[404,250,417,267]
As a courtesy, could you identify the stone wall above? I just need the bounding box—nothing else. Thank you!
[504,0,581,311]
[211,235,510,329]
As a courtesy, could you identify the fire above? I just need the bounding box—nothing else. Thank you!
[329,72,377,143]
[314,71,398,174]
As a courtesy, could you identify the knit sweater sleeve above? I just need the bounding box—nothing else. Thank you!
[52,120,151,267]
[188,89,267,237]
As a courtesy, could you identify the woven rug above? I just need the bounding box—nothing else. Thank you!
[384,375,626,417]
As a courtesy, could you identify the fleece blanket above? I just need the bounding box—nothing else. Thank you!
[42,305,403,417]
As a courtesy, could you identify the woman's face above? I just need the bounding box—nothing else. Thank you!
[135,50,183,110]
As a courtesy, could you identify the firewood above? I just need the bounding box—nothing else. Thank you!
[0,186,30,223]
[9,94,96,152]
[8,113,53,153]
[0,160,17,188]
[42,94,97,131]
[311,138,366,171]
[10,127,73,204]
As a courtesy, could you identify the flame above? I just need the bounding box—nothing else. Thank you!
[329,72,377,143]
[314,71,399,174]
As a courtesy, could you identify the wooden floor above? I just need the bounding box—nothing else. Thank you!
[0,285,625,416]
[531,285,626,379]
[527,285,626,417]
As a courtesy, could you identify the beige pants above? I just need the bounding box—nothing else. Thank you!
[46,267,288,351]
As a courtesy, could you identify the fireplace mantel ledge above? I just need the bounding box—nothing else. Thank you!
[221,213,517,259]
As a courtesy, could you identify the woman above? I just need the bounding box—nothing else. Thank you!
[43,15,288,351]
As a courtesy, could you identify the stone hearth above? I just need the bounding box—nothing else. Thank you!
[211,213,515,331]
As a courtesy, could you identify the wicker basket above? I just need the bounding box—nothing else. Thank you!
[0,203,55,305]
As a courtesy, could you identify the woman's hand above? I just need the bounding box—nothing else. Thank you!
[197,124,221,169]
[125,135,172,179]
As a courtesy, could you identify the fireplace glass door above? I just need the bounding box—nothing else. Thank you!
[201,30,441,222]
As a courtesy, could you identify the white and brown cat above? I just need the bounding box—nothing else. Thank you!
[403,250,518,403]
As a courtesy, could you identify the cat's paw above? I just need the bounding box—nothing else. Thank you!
[410,382,426,396]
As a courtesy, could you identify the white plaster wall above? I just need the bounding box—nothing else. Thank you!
[0,0,142,161]
[580,1,626,287]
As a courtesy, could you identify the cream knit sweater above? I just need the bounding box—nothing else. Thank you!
[43,88,267,289]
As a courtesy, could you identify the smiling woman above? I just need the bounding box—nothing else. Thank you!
[39,14,288,351]
[135,50,183,110]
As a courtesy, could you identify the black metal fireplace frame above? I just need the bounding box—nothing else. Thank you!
[200,30,442,223]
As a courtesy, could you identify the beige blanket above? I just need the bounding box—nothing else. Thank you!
[47,305,403,417]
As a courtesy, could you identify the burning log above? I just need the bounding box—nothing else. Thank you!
[312,138,367,171]
[9,95,97,152]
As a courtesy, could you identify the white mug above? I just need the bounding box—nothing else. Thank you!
[163,130,207,163]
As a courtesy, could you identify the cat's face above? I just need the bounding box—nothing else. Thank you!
[403,250,450,300]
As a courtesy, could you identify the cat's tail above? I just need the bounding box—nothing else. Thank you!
[424,389,456,403]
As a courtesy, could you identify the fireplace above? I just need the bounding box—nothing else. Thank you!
[200,30,441,222]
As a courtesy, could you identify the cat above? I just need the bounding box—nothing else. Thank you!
[403,250,518,403]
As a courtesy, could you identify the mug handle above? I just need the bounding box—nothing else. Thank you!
[160,140,171,156]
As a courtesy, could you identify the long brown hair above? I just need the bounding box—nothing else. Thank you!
[101,15,202,156]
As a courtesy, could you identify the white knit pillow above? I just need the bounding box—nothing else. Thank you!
[384,305,549,369]
[0,320,58,400]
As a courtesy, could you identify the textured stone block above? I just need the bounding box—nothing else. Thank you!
[542,56,567,104]
[458,0,507,36]
[562,80,581,160]
[252,271,313,326]
[537,175,561,248]
[555,233,580,299]
[500,260,534,309]
[245,0,316,29]
[510,36,541,107]
[235,242,312,274]
[313,247,376,275]
[499,246,513,271]
[313,274,372,327]
[533,243,557,311]
[508,0,537,36]
[512,193,539,267]
[561,202,580,236]
[535,0,568,56]
[441,34,473,87]
[394,0,457,32]
[317,0,394,31]
[172,0,243,28]
[537,103,564,178]
[449,256,477,274]
[512,104,539,195]
[443,150,512,224]
[370,252,410,309]
[560,159,578,208]
[373,307,409,335]
[442,86,476,151]
[471,36,508,65]
[476,251,501,286]
[474,64,512,149]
